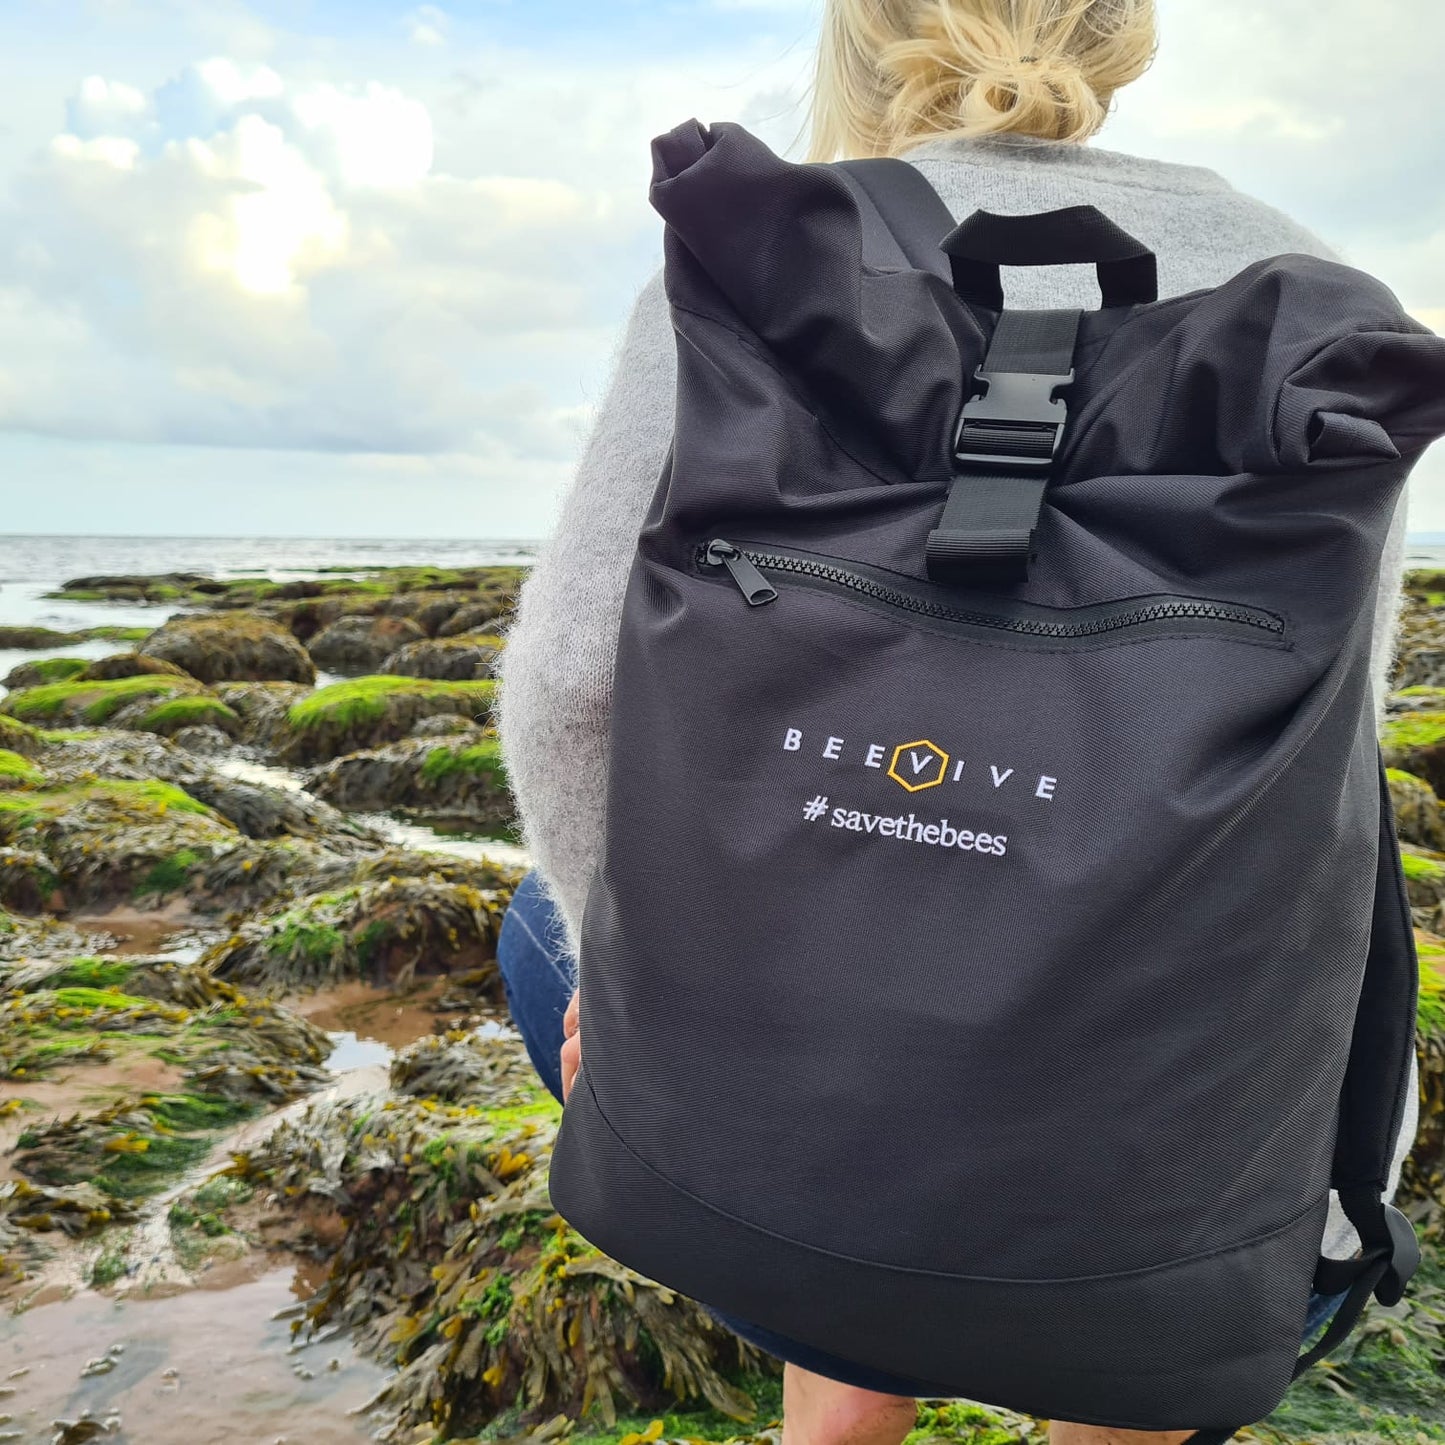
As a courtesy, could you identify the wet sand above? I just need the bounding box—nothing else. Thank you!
[0,1268,389,1444]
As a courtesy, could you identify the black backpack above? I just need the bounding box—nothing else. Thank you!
[549,118,1445,1438]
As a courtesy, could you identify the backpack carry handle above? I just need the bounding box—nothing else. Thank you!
[942,206,1158,310]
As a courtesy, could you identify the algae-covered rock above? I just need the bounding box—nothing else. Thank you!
[76,652,191,683]
[307,614,427,674]
[212,681,312,751]
[50,571,215,603]
[1403,847,1445,918]
[0,774,236,908]
[0,750,45,790]
[279,676,495,764]
[113,692,242,739]
[0,847,61,914]
[306,734,513,833]
[3,656,89,690]
[378,590,471,635]
[229,1032,764,1440]
[1390,770,1445,852]
[0,716,43,757]
[384,633,503,681]
[0,626,83,650]
[205,876,508,993]
[171,724,235,756]
[1382,712,1445,798]
[141,613,317,685]
[0,673,209,728]
[439,600,510,638]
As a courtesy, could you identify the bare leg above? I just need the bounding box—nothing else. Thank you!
[1050,1424,1197,1445]
[780,1363,917,1445]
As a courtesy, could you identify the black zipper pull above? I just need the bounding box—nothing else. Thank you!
[702,540,778,606]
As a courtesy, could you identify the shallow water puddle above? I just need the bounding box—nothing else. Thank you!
[0,1269,390,1443]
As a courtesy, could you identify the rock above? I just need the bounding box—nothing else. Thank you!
[108,693,242,739]
[141,614,316,685]
[410,713,474,738]
[54,571,213,600]
[0,749,45,789]
[437,600,509,637]
[1382,712,1445,797]
[306,734,513,834]
[1389,770,1445,851]
[378,590,470,635]
[3,656,89,690]
[212,682,312,751]
[0,717,42,757]
[1401,845,1445,914]
[0,848,62,914]
[0,675,211,729]
[306,614,426,675]
[277,677,494,764]
[205,875,510,992]
[0,626,83,651]
[381,633,502,681]
[234,1032,762,1440]
[170,725,235,756]
[76,653,191,683]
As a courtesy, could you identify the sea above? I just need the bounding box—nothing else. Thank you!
[2,531,1443,685]
[0,534,540,686]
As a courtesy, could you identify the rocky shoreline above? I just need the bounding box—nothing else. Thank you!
[0,563,1442,1444]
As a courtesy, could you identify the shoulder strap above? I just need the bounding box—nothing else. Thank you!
[833,157,955,278]
[1184,753,1422,1445]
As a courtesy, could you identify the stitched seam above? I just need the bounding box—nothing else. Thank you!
[578,1071,1327,1287]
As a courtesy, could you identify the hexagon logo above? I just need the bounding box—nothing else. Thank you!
[888,739,949,793]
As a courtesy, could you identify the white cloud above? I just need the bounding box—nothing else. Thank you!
[68,76,151,138]
[409,5,449,47]
[291,81,434,189]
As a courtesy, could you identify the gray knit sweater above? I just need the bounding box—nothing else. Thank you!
[496,131,1414,1256]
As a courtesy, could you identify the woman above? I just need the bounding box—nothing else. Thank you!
[497,3,1415,1443]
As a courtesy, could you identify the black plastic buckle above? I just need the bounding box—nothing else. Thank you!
[953,367,1073,472]
[1376,1203,1422,1307]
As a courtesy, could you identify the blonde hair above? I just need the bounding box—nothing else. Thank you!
[806,0,1157,161]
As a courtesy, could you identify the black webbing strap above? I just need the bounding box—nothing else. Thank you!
[833,157,955,279]
[925,308,1081,586]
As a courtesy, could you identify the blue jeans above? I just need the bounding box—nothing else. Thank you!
[496,869,1348,1394]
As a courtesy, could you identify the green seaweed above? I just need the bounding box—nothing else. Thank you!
[135,847,204,898]
[1402,852,1445,884]
[0,750,43,786]
[1383,713,1445,754]
[420,739,507,786]
[0,673,205,725]
[134,694,241,735]
[288,676,494,733]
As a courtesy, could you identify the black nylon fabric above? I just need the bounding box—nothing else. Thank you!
[549,119,1445,1428]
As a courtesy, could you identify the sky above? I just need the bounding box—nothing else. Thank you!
[0,0,1441,541]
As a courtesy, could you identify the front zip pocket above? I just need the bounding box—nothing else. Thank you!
[695,539,1288,650]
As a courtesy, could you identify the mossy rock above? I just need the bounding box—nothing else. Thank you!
[1382,713,1445,797]
[0,674,208,727]
[127,693,242,739]
[306,613,427,675]
[141,613,316,685]
[0,776,235,908]
[279,676,495,764]
[1402,844,1445,913]
[2,656,89,691]
[306,733,514,834]
[47,571,215,604]
[229,1031,765,1439]
[76,652,191,683]
[0,626,83,650]
[0,716,43,757]
[439,600,510,638]
[1389,770,1445,851]
[0,750,45,790]
[204,875,509,992]
[378,589,472,635]
[383,633,503,681]
[211,681,312,751]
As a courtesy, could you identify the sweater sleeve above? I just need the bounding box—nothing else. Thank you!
[495,266,675,960]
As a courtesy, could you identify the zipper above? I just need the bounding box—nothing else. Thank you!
[695,539,1286,645]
